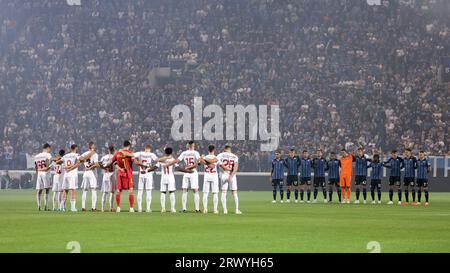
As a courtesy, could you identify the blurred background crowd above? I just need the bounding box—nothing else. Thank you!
[0,0,449,172]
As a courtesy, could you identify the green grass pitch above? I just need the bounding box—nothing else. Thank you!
[0,190,449,253]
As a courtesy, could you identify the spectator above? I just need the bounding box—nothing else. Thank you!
[0,170,11,190]
[0,0,448,172]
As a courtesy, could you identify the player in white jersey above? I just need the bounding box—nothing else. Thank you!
[50,149,66,211]
[177,141,201,213]
[34,143,62,211]
[80,142,100,212]
[133,144,158,212]
[99,146,116,212]
[61,144,94,212]
[217,145,242,214]
[199,144,220,214]
[157,147,193,213]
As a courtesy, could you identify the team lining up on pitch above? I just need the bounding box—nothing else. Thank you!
[34,140,242,214]
[269,148,432,206]
[33,139,433,216]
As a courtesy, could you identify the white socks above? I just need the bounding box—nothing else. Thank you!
[36,190,50,209]
[101,192,114,210]
[181,191,199,211]
[101,192,107,211]
[203,192,209,211]
[161,192,175,211]
[203,192,218,212]
[82,190,87,209]
[213,193,218,212]
[138,190,152,211]
[57,192,62,208]
[221,191,227,212]
[221,191,238,212]
[194,191,200,211]
[52,192,58,210]
[182,191,187,210]
[91,190,97,209]
[109,192,113,209]
[137,189,143,211]
[60,193,66,210]
[160,193,166,211]
[170,192,176,211]
[146,190,152,211]
[82,190,97,209]
[70,199,76,211]
[233,191,239,211]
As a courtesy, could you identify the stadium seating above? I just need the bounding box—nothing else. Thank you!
[0,0,448,171]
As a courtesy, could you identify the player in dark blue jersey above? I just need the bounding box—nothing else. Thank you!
[299,150,313,203]
[402,148,417,205]
[384,150,404,205]
[312,149,327,203]
[415,151,431,205]
[368,154,383,204]
[353,147,371,204]
[270,151,285,203]
[284,148,300,203]
[326,152,341,203]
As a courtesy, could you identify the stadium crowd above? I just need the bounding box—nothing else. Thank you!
[0,0,449,171]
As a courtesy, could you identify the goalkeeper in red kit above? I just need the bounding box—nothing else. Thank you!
[109,140,136,213]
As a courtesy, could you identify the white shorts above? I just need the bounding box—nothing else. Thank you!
[160,175,176,192]
[138,175,154,190]
[36,172,52,190]
[51,174,63,192]
[182,172,199,190]
[63,176,78,190]
[203,175,219,193]
[101,172,116,193]
[220,173,238,191]
[81,172,98,190]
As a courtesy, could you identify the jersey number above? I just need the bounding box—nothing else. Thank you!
[184,157,195,166]
[36,160,47,169]
[205,164,216,173]
[222,159,235,169]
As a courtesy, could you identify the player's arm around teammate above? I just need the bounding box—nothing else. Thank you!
[80,142,100,212]
[61,144,89,212]
[217,145,241,214]
[50,149,66,211]
[110,141,136,213]
[199,145,220,214]
[34,143,62,211]
[99,146,116,212]
[178,141,201,213]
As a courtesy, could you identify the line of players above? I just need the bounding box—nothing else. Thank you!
[270,147,432,205]
[34,141,242,214]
